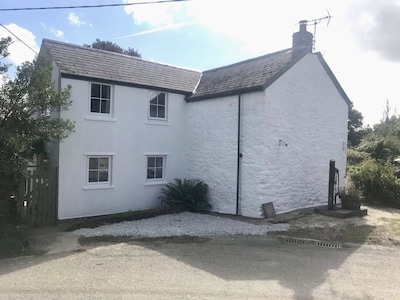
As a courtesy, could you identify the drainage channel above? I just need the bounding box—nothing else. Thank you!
[283,237,342,249]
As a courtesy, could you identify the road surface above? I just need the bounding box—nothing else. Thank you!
[1,235,399,299]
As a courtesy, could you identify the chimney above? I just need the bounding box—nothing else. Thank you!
[292,20,313,59]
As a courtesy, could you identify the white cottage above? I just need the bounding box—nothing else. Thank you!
[40,23,349,220]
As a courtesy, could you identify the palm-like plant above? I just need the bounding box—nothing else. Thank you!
[160,178,211,212]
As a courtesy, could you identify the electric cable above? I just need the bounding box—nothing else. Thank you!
[0,23,38,54]
[0,0,191,12]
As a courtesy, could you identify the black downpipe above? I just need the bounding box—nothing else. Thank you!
[236,93,242,215]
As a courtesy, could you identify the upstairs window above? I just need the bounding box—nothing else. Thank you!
[91,83,111,114]
[149,92,167,120]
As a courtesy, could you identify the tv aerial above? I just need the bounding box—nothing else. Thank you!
[297,11,333,51]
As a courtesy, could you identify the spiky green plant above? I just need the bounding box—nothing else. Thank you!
[160,178,211,212]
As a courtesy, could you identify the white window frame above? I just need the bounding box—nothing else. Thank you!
[84,154,114,190]
[145,154,166,183]
[148,91,167,121]
[89,82,112,115]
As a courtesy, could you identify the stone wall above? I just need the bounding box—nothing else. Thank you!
[187,53,348,217]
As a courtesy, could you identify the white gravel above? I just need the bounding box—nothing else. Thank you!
[73,212,290,238]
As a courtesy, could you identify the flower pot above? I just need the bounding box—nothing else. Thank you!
[341,198,361,210]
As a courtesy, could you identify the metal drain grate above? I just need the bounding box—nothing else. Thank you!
[284,238,342,249]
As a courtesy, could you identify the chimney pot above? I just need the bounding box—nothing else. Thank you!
[299,20,308,31]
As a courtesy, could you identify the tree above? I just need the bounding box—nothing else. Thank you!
[347,100,400,207]
[348,103,365,147]
[0,37,11,73]
[84,39,141,58]
[0,37,74,217]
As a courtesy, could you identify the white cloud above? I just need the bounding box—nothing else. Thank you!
[114,21,196,39]
[123,0,187,27]
[123,0,400,126]
[41,23,65,39]
[348,0,400,62]
[122,0,344,54]
[0,23,38,65]
[51,29,64,38]
[68,12,86,27]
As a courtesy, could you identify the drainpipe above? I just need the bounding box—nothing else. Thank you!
[236,93,242,215]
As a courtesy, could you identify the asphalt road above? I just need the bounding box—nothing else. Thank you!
[0,235,399,300]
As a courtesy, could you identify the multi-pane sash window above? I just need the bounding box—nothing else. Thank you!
[149,92,166,119]
[91,83,111,114]
[147,156,164,179]
[88,157,110,183]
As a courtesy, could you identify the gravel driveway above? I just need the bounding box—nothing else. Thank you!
[73,212,290,238]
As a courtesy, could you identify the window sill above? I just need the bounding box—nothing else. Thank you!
[83,184,115,190]
[145,120,169,126]
[85,116,116,122]
[143,181,167,186]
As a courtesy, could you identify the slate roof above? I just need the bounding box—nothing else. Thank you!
[187,48,296,101]
[41,39,201,94]
[41,39,350,105]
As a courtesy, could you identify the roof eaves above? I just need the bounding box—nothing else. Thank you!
[61,73,194,95]
[315,52,352,106]
[186,86,263,102]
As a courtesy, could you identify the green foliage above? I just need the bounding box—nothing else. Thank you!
[160,178,211,212]
[84,39,142,58]
[348,159,400,207]
[347,148,370,166]
[347,103,400,208]
[0,37,11,73]
[357,135,400,161]
[348,104,365,147]
[0,38,74,218]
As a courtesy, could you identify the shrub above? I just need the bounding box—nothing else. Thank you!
[160,178,211,212]
[348,158,400,207]
[346,148,370,166]
[340,178,362,210]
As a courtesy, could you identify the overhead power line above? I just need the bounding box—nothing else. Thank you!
[0,0,191,12]
[0,23,38,54]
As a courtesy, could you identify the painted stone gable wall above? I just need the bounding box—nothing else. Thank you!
[186,53,348,217]
[260,53,347,214]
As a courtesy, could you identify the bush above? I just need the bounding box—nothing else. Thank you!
[160,178,211,212]
[347,148,370,166]
[348,158,400,207]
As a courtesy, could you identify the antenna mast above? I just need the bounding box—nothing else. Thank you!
[298,11,333,51]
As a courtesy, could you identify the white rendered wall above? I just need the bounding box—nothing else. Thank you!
[57,79,187,219]
[256,53,348,215]
[187,53,348,217]
[186,96,239,214]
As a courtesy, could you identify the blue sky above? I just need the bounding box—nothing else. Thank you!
[1,0,400,126]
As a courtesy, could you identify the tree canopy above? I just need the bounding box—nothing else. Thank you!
[0,37,74,207]
[348,103,365,147]
[84,39,142,58]
[347,101,400,207]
